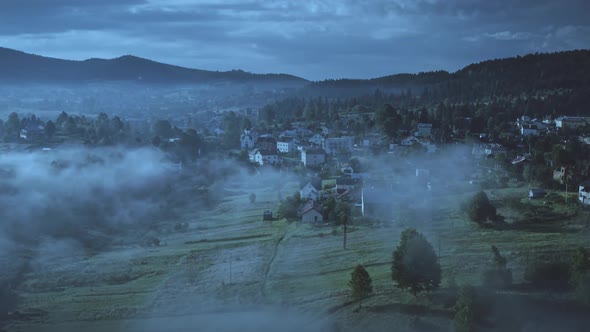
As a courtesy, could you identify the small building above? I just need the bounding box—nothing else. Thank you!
[301,147,325,167]
[248,148,259,163]
[277,137,298,153]
[309,133,325,146]
[555,116,587,129]
[300,178,322,201]
[553,167,571,185]
[579,181,590,205]
[20,123,45,141]
[240,129,258,149]
[336,177,361,193]
[263,210,273,221]
[416,123,433,137]
[520,123,540,136]
[254,149,279,166]
[300,200,324,223]
[401,136,421,146]
[256,134,277,150]
[323,136,354,155]
[484,144,508,156]
[529,188,548,200]
[416,168,430,178]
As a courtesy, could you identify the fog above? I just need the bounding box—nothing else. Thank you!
[0,146,180,296]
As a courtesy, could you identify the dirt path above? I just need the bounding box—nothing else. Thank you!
[261,229,288,300]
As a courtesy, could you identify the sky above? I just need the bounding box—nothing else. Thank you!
[0,0,589,80]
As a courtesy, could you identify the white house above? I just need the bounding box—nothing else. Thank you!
[300,200,324,223]
[416,123,433,137]
[254,149,279,166]
[401,136,420,146]
[323,136,354,155]
[277,137,298,153]
[520,123,540,136]
[248,148,259,163]
[301,147,325,167]
[579,181,590,205]
[240,129,258,149]
[484,144,508,156]
[300,182,320,201]
[555,116,587,129]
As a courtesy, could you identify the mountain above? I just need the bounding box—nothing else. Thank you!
[0,47,307,85]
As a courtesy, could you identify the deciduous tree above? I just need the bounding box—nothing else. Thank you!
[391,228,441,295]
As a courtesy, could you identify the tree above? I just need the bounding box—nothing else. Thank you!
[334,201,351,225]
[249,192,256,204]
[152,135,162,147]
[391,228,441,295]
[5,112,20,135]
[465,191,498,224]
[277,193,302,219]
[322,196,337,219]
[349,264,373,309]
[56,111,69,127]
[45,120,56,138]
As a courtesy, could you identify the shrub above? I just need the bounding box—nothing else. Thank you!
[464,191,499,224]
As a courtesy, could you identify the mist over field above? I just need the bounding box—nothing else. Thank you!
[1,1,590,330]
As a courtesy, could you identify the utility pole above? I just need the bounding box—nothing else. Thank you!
[343,215,347,250]
[565,182,568,205]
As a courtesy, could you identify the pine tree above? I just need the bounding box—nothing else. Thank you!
[349,264,373,309]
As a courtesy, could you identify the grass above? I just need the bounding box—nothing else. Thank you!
[6,179,590,332]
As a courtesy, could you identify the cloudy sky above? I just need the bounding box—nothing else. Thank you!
[1,0,589,80]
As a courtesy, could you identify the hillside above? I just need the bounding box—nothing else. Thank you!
[0,47,307,85]
[306,50,590,100]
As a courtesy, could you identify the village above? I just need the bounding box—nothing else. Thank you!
[229,114,590,225]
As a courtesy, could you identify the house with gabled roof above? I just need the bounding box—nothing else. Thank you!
[254,148,279,166]
[301,146,325,167]
[300,177,322,201]
[300,200,324,223]
[240,129,258,149]
[256,134,277,150]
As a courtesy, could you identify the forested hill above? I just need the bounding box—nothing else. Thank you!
[306,50,590,100]
[0,47,307,85]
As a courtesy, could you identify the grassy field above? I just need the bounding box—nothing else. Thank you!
[4,175,590,332]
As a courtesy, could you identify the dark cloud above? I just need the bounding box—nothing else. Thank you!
[0,0,588,79]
